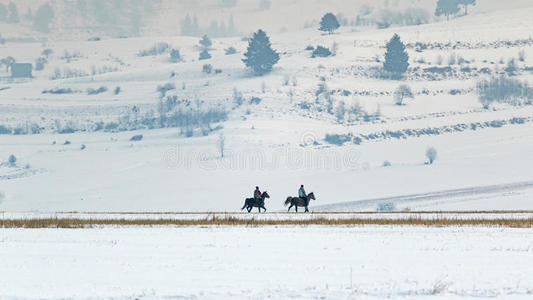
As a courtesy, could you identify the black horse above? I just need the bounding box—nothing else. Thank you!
[284,192,316,212]
[241,191,270,213]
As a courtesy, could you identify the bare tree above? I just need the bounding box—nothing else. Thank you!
[426,147,437,164]
[394,84,414,105]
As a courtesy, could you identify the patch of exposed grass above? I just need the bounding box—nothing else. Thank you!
[2,217,533,228]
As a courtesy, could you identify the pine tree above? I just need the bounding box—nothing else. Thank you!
[181,14,193,36]
[0,4,7,22]
[7,2,19,23]
[0,3,7,22]
[33,3,54,33]
[199,34,212,49]
[319,13,340,34]
[242,29,279,75]
[383,34,409,76]
[435,0,460,20]
[457,0,475,15]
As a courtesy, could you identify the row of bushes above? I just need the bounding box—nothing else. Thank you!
[324,117,531,146]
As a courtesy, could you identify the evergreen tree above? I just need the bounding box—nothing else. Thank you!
[23,8,33,22]
[199,34,212,48]
[7,2,19,23]
[227,14,237,35]
[319,13,340,34]
[458,0,475,15]
[199,49,211,60]
[0,4,8,22]
[383,34,409,76]
[242,29,279,75]
[33,3,54,33]
[170,49,181,62]
[180,14,193,36]
[435,0,460,20]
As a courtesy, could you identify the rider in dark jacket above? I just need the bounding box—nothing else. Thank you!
[254,186,261,200]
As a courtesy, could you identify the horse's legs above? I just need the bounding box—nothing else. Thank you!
[295,206,298,213]
[261,206,267,213]
[258,206,261,213]
[247,206,252,213]
[288,203,293,212]
[305,206,309,213]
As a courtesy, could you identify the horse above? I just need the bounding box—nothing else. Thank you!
[284,192,316,212]
[241,191,270,213]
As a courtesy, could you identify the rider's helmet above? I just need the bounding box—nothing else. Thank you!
[256,186,259,189]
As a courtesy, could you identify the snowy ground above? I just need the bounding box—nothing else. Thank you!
[2,2,533,213]
[1,226,533,299]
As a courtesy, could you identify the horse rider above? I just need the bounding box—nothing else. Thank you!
[298,184,308,205]
[254,186,262,201]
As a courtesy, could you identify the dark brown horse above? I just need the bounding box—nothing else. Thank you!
[241,191,270,213]
[284,192,316,212]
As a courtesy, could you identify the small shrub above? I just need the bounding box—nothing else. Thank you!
[199,49,211,60]
[518,50,526,62]
[35,57,47,71]
[505,58,518,76]
[435,55,443,65]
[0,125,11,134]
[42,88,74,94]
[130,134,143,141]
[377,202,396,212]
[282,74,290,86]
[41,48,53,57]
[138,42,170,57]
[305,45,314,51]
[87,86,108,95]
[104,122,119,132]
[382,160,391,167]
[80,144,86,150]
[426,147,437,164]
[202,64,213,74]
[214,69,222,74]
[114,86,121,95]
[225,47,237,55]
[447,53,456,65]
[157,83,176,98]
[250,97,261,104]
[63,140,71,145]
[8,154,16,165]
[170,49,181,62]
[312,46,332,58]
[233,87,244,107]
[324,133,352,145]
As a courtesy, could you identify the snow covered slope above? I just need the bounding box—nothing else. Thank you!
[1,3,533,212]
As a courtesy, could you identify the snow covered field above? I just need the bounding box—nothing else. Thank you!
[2,2,533,212]
[1,226,533,299]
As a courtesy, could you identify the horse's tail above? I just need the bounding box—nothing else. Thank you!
[241,199,248,210]
[284,197,292,206]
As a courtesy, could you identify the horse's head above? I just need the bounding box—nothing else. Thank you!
[308,192,316,200]
[262,191,270,199]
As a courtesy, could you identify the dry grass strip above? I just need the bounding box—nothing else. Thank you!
[56,210,533,215]
[2,217,533,228]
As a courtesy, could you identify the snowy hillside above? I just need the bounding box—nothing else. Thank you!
[1,1,533,212]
